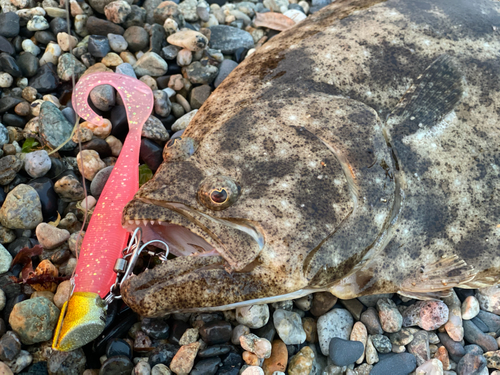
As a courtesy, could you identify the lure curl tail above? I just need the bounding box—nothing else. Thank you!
[52,72,154,351]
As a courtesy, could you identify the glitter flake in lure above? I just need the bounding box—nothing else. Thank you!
[52,72,154,351]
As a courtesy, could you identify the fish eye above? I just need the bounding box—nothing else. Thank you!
[198,176,240,211]
[210,188,228,204]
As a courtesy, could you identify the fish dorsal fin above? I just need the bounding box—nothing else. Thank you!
[387,54,465,140]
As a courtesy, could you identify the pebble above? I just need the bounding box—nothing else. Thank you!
[445,305,464,341]
[189,84,212,109]
[90,165,114,196]
[169,341,200,374]
[329,337,364,366]
[360,307,384,335]
[0,73,13,88]
[57,32,78,52]
[476,287,500,315]
[108,33,128,52]
[240,334,272,359]
[0,244,12,274]
[208,25,254,53]
[403,300,449,331]
[100,355,134,374]
[462,296,480,320]
[311,292,338,317]
[273,309,306,345]
[287,345,314,375]
[262,339,287,374]
[77,150,107,181]
[0,331,21,362]
[184,61,218,84]
[9,297,59,344]
[0,184,43,230]
[105,0,132,23]
[24,150,52,179]
[463,319,499,352]
[190,357,220,375]
[235,304,270,329]
[27,15,50,31]
[54,173,85,202]
[199,320,232,345]
[124,25,150,52]
[39,101,77,151]
[477,310,500,332]
[134,52,168,77]
[53,280,72,309]
[302,317,317,343]
[377,298,402,333]
[408,331,430,366]
[456,347,486,375]
[87,16,125,35]
[416,358,443,375]
[167,30,208,52]
[371,352,417,375]
[90,85,116,111]
[371,334,392,354]
[0,13,20,38]
[153,89,172,117]
[317,308,353,356]
[35,223,70,250]
[436,345,451,370]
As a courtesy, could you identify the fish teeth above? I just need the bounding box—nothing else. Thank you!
[135,220,141,225]
[150,220,155,225]
[143,220,149,226]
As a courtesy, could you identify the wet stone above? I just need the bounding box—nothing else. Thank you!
[184,61,218,84]
[39,101,76,151]
[86,16,125,36]
[106,338,133,359]
[189,84,212,109]
[54,173,85,202]
[199,319,232,345]
[140,138,163,172]
[47,349,86,375]
[388,328,414,346]
[377,298,402,333]
[328,338,364,367]
[141,318,170,339]
[16,52,39,78]
[198,345,231,358]
[0,97,22,114]
[0,36,15,55]
[371,334,392,354]
[100,355,134,375]
[361,307,384,335]
[0,184,43,230]
[0,13,20,38]
[124,25,149,52]
[148,344,178,367]
[273,309,306,345]
[24,150,51,178]
[90,165,113,197]
[29,63,59,93]
[208,25,254,54]
[407,331,430,366]
[0,331,21,361]
[463,319,499,352]
[370,353,417,375]
[471,316,490,333]
[0,53,22,77]
[311,292,337,317]
[35,223,70,250]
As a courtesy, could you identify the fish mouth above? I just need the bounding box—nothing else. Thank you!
[122,198,265,272]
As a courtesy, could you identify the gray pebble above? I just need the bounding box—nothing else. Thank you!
[134,52,168,77]
[90,84,116,111]
[90,165,114,197]
[39,101,76,151]
[153,89,172,117]
[0,244,12,274]
[142,116,169,142]
[108,33,128,53]
[0,124,8,149]
[24,150,51,178]
[116,62,137,78]
[371,334,392,353]
[273,309,306,345]
[214,59,238,88]
[0,184,43,230]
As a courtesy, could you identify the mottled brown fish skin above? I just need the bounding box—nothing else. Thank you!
[122,0,500,315]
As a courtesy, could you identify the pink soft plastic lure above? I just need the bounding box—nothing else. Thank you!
[52,72,154,351]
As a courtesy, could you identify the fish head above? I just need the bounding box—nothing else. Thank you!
[121,93,393,315]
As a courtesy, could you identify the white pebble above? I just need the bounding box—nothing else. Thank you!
[241,366,264,375]
[461,296,480,320]
[80,196,97,210]
[24,150,52,178]
[27,15,50,31]
[0,73,13,88]
[0,244,12,275]
[177,49,193,66]
[236,304,270,329]
[22,39,41,56]
[57,32,78,51]
[76,150,106,181]
[39,42,62,66]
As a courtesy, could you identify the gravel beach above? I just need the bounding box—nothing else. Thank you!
[0,0,500,373]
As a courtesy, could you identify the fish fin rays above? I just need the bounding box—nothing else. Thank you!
[386,54,465,140]
[399,255,476,296]
[398,290,452,301]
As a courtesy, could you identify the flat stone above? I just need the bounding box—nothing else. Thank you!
[463,320,499,352]
[407,330,430,366]
[29,63,59,93]
[208,25,254,53]
[39,101,76,151]
[0,13,20,38]
[273,309,306,345]
[377,298,402,333]
[133,52,168,77]
[236,304,269,329]
[328,337,364,366]
[371,353,417,375]
[86,16,125,36]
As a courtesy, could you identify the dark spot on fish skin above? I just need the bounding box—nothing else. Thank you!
[464,58,500,108]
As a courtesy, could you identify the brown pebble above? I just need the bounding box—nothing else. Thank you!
[310,292,337,317]
[170,341,200,375]
[14,101,30,116]
[22,87,37,102]
[30,259,58,292]
[287,345,314,375]
[302,317,317,343]
[242,351,260,366]
[262,339,287,375]
[133,331,152,352]
[3,144,16,156]
[434,345,450,370]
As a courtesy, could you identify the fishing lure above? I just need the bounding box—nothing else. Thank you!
[52,72,157,351]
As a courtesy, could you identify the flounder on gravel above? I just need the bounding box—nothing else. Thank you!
[121,0,500,316]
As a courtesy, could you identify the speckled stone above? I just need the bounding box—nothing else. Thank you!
[287,346,315,375]
[317,308,354,356]
[273,309,306,345]
[377,298,402,333]
[9,297,59,344]
[0,184,43,230]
